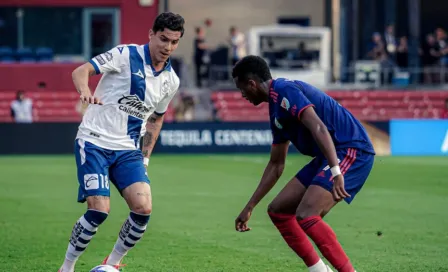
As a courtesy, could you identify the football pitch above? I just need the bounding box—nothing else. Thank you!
[0,154,447,272]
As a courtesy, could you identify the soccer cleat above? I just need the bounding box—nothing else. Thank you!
[102,256,127,270]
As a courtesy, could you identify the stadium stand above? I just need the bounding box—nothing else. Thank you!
[0,90,175,123]
[211,90,448,122]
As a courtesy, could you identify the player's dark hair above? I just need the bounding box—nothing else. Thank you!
[232,55,272,83]
[152,12,185,38]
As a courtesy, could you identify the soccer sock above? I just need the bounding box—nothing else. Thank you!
[268,212,323,269]
[106,211,150,266]
[61,209,108,272]
[299,216,354,272]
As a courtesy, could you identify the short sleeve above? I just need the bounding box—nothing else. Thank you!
[278,81,314,120]
[270,116,288,145]
[154,76,180,115]
[89,46,128,75]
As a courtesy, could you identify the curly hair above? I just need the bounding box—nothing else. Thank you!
[152,12,185,38]
[232,55,272,83]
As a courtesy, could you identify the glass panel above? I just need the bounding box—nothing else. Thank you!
[23,7,82,54]
[0,8,18,48]
[90,13,114,58]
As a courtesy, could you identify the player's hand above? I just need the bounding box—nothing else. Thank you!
[80,92,103,105]
[332,174,351,201]
[235,207,252,232]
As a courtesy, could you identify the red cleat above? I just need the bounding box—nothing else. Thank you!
[101,256,127,270]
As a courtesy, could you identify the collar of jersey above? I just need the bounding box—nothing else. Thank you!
[144,43,172,76]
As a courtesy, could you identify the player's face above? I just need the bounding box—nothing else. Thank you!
[234,78,263,106]
[149,29,181,63]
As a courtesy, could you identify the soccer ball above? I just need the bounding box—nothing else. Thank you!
[89,265,120,272]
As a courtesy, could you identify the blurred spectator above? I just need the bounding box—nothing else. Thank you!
[396,36,408,69]
[384,24,398,58]
[435,28,448,66]
[193,26,209,88]
[421,34,441,83]
[443,98,448,119]
[228,26,247,66]
[367,32,388,62]
[10,90,33,123]
[174,93,195,121]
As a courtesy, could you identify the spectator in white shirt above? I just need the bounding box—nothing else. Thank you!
[229,26,247,65]
[10,90,33,123]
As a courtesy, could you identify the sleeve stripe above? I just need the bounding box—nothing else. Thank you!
[89,60,101,75]
[297,104,315,120]
[154,111,166,116]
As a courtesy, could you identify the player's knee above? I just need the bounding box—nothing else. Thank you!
[267,202,280,214]
[131,203,152,215]
[295,203,321,221]
[86,195,111,214]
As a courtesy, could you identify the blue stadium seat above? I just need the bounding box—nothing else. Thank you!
[16,47,35,62]
[0,57,15,63]
[0,46,14,60]
[36,47,54,62]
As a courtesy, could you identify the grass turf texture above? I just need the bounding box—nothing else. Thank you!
[0,155,447,271]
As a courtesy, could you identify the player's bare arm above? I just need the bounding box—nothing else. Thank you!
[142,113,164,167]
[300,107,350,200]
[72,62,103,105]
[235,141,289,232]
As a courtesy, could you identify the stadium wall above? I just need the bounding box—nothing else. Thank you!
[3,120,447,156]
[0,0,159,47]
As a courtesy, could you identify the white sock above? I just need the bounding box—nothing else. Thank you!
[60,257,76,272]
[60,210,107,272]
[309,259,328,272]
[106,212,149,266]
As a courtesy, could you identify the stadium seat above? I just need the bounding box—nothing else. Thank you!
[16,47,35,62]
[36,47,54,62]
[211,90,448,122]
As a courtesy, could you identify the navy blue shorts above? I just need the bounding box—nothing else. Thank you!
[74,139,150,203]
[296,148,374,204]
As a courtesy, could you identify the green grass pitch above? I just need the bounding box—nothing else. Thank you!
[0,155,447,271]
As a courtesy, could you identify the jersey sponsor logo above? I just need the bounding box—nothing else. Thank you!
[117,47,124,54]
[95,54,106,65]
[118,94,152,120]
[90,132,100,138]
[104,51,113,61]
[281,97,290,110]
[132,69,145,79]
[274,118,282,129]
[84,174,99,190]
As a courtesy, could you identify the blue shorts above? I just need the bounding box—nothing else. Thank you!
[296,148,374,204]
[74,139,150,203]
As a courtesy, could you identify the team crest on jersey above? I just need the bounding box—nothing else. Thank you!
[161,80,170,96]
[281,97,290,110]
[274,118,282,129]
[118,95,152,120]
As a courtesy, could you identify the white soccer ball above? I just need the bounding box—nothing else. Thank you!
[89,265,120,272]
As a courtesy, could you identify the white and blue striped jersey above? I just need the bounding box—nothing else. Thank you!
[76,44,180,150]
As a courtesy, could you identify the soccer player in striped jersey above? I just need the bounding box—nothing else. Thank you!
[58,12,184,272]
[232,56,375,272]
